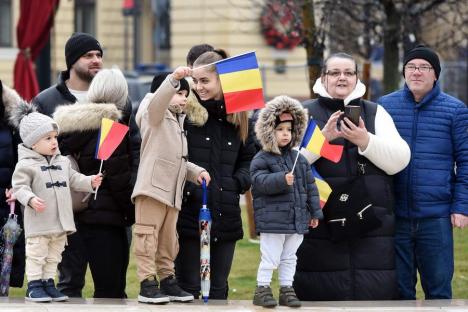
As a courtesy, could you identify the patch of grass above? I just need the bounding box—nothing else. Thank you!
[8,207,468,299]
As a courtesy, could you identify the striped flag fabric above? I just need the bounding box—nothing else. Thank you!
[215,51,265,114]
[311,166,332,209]
[300,119,343,163]
[95,118,129,160]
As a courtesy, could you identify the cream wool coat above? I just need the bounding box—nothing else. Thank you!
[12,144,94,238]
[132,76,205,210]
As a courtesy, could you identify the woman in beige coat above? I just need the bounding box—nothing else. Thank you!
[131,67,210,304]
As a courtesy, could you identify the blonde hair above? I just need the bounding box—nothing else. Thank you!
[193,52,249,143]
[88,68,128,109]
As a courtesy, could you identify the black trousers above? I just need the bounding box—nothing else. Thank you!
[57,223,129,298]
[175,237,236,299]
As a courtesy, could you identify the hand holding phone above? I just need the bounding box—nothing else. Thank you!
[337,105,361,130]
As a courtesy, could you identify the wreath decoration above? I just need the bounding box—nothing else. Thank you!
[260,0,303,50]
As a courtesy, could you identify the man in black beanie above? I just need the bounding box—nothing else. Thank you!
[378,45,467,300]
[32,33,141,299]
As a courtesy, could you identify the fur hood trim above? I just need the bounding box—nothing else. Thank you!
[9,100,36,129]
[53,102,122,134]
[255,95,308,155]
[185,77,208,126]
[2,84,24,125]
[313,77,366,105]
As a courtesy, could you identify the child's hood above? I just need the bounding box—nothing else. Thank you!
[255,95,308,155]
[1,82,23,125]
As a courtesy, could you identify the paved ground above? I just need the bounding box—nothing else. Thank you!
[0,298,467,312]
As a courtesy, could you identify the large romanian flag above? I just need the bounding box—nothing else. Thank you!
[311,166,332,209]
[215,51,265,114]
[95,118,129,160]
[300,119,343,163]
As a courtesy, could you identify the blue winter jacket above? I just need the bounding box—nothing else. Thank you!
[378,82,468,219]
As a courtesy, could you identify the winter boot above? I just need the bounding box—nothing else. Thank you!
[138,277,170,304]
[42,278,68,301]
[253,285,277,307]
[160,275,194,302]
[279,286,301,307]
[25,280,52,302]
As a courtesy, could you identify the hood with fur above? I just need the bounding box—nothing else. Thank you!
[255,95,308,155]
[1,82,23,125]
[53,102,122,134]
[184,77,208,126]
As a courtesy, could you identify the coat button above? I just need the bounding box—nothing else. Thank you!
[219,213,222,216]
[228,142,232,145]
[218,118,222,122]
[220,187,223,191]
[214,237,218,242]
[206,137,210,141]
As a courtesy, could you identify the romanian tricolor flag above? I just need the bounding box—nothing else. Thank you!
[300,119,343,163]
[215,51,265,114]
[311,166,332,209]
[95,118,129,160]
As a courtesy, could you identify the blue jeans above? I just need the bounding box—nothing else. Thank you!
[395,217,453,299]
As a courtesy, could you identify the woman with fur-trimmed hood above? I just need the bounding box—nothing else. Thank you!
[250,95,322,308]
[52,69,133,299]
[0,81,25,290]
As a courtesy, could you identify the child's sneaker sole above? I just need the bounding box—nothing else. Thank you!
[25,296,52,302]
[51,295,69,302]
[168,294,194,302]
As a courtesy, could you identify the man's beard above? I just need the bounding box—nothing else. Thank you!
[75,67,96,83]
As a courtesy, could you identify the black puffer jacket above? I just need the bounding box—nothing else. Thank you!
[0,82,25,288]
[53,102,135,227]
[293,97,397,300]
[177,98,256,242]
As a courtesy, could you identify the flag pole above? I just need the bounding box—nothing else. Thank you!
[191,50,257,71]
[291,147,302,173]
[94,159,104,200]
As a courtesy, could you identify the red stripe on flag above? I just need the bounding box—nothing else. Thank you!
[223,88,265,114]
[97,122,129,160]
[319,199,327,209]
[320,141,344,163]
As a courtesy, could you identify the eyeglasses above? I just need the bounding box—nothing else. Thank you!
[405,64,433,73]
[325,70,357,78]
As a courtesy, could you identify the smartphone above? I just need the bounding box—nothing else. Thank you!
[337,105,361,130]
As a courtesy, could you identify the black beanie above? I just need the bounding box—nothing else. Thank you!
[403,44,441,79]
[65,32,103,70]
[151,72,190,96]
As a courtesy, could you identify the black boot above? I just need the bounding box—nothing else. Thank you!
[43,278,68,302]
[253,285,277,307]
[138,277,170,304]
[279,286,301,307]
[160,275,194,302]
[25,280,52,302]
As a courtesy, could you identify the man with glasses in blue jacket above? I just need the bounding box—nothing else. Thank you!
[378,45,468,300]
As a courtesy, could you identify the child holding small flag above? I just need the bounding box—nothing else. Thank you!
[131,67,211,304]
[10,102,102,302]
[250,95,323,308]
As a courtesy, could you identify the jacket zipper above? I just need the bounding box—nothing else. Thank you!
[356,204,372,219]
[407,107,418,218]
[173,116,184,207]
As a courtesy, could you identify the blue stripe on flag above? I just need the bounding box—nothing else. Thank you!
[215,52,258,74]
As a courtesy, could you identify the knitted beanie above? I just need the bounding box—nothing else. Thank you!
[11,102,59,148]
[65,32,103,70]
[151,72,190,96]
[403,44,441,79]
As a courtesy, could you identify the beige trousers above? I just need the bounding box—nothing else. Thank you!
[133,195,179,282]
[25,233,67,282]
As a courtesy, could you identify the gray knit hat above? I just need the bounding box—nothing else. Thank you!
[10,101,59,148]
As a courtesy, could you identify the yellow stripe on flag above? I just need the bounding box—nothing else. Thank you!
[306,128,325,155]
[99,118,113,148]
[219,69,262,93]
[316,179,332,203]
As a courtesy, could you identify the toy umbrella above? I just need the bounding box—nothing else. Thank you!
[0,202,22,296]
[199,179,211,303]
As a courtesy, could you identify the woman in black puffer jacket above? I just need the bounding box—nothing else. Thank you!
[53,69,134,298]
[175,51,256,299]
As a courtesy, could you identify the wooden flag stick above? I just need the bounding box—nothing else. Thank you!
[94,159,104,200]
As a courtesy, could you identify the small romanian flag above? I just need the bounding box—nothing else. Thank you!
[300,119,343,163]
[311,166,332,209]
[95,118,129,160]
[215,51,265,114]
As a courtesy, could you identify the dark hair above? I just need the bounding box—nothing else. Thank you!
[321,52,358,75]
[186,44,214,66]
[213,48,229,59]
